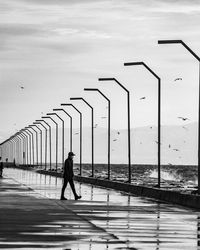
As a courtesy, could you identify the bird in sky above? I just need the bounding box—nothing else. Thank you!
[140,96,146,100]
[113,139,117,141]
[150,126,152,129]
[20,86,25,89]
[155,141,161,145]
[101,116,107,119]
[174,78,182,81]
[117,131,120,135]
[74,132,79,135]
[178,116,189,121]
[173,148,179,151]
[169,144,171,148]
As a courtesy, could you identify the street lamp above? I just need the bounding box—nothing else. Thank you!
[25,128,35,165]
[42,116,58,171]
[17,132,25,165]
[40,119,52,170]
[124,62,161,187]
[158,39,200,192]
[61,103,82,175]
[31,124,43,167]
[47,112,65,168]
[35,120,48,170]
[23,129,32,166]
[98,78,132,183]
[84,88,111,180]
[53,108,73,152]
[20,131,29,166]
[28,126,39,166]
[70,97,94,177]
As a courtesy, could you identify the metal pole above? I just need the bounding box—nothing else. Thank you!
[40,120,52,170]
[28,126,39,166]
[55,108,73,151]
[61,104,82,175]
[70,98,94,177]
[24,130,31,166]
[158,39,200,191]
[35,121,47,170]
[84,88,111,179]
[124,63,161,186]
[32,124,43,167]
[42,117,58,171]
[48,112,65,170]
[26,128,35,166]
[21,132,28,166]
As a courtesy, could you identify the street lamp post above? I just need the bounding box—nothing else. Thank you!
[61,103,82,175]
[17,133,25,165]
[25,127,35,166]
[48,112,65,169]
[35,121,48,170]
[158,39,200,192]
[54,108,73,152]
[98,78,132,183]
[28,126,39,166]
[31,124,43,167]
[70,97,94,177]
[84,88,111,180]
[42,116,58,171]
[18,132,27,165]
[123,62,161,187]
[20,131,29,166]
[23,130,32,166]
[40,119,52,170]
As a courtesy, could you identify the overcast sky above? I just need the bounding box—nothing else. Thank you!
[1,0,200,142]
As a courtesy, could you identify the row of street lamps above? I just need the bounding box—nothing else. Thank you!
[0,40,199,192]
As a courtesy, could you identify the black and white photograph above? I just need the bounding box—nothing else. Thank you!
[0,0,200,249]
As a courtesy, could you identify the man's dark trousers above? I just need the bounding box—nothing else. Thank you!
[61,178,77,198]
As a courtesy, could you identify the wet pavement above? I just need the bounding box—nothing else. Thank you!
[0,168,200,249]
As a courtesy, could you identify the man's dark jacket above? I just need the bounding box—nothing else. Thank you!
[63,158,74,180]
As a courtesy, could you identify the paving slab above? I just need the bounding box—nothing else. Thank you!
[1,168,200,249]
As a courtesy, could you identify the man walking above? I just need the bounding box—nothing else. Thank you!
[60,152,81,200]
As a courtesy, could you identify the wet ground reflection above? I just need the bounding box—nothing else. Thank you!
[1,168,200,250]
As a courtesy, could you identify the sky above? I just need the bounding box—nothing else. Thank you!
[1,0,200,143]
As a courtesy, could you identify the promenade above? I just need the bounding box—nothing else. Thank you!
[0,168,200,250]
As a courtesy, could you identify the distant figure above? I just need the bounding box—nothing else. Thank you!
[60,152,82,200]
[0,157,3,177]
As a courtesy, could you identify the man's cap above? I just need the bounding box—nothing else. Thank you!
[68,151,75,156]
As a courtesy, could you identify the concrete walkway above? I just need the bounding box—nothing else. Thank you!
[0,168,200,250]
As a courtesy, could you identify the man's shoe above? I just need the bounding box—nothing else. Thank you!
[75,195,82,200]
[60,196,68,200]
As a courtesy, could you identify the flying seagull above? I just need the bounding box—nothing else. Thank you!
[117,131,120,135]
[140,96,146,100]
[178,117,189,121]
[74,132,79,135]
[20,86,25,89]
[113,139,117,142]
[101,116,107,119]
[173,148,179,151]
[174,78,182,81]
[169,144,171,148]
